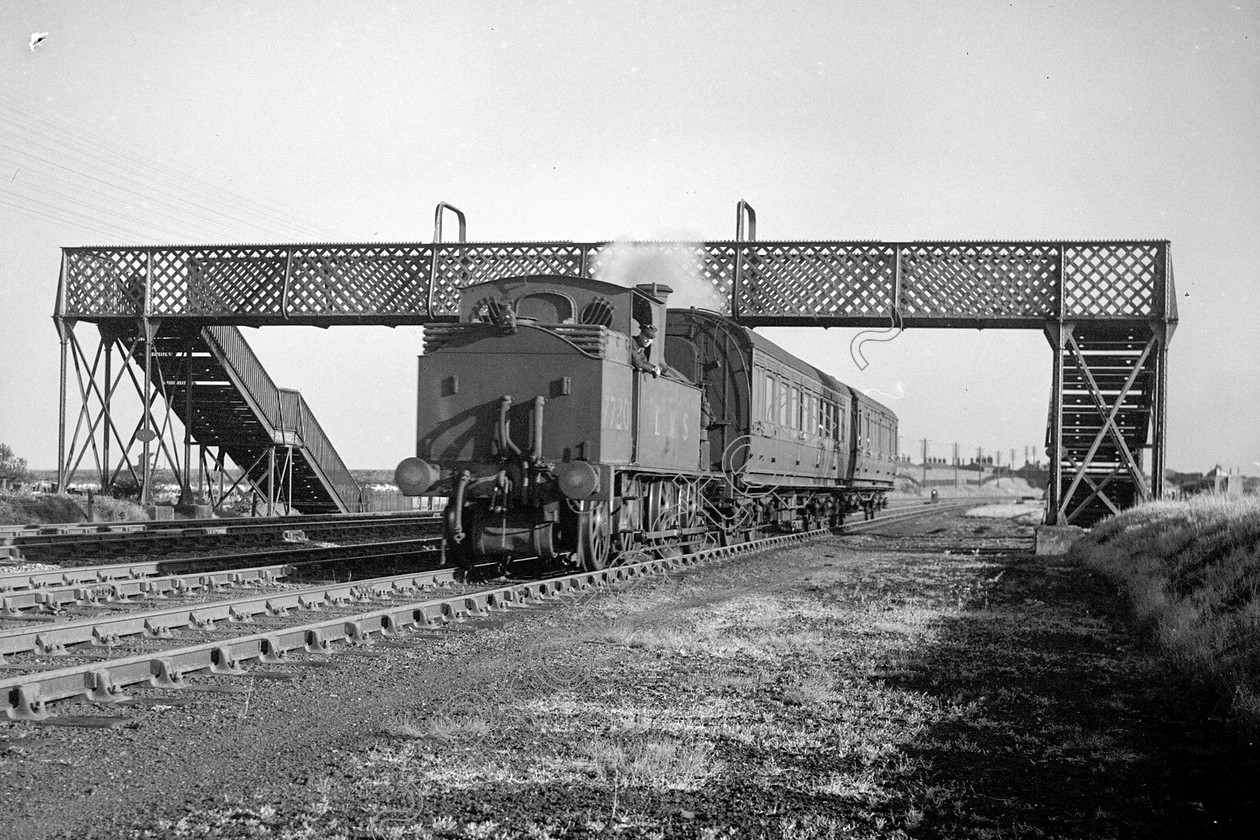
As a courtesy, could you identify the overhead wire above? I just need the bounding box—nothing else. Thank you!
[0,144,259,243]
[0,90,337,240]
[0,134,235,243]
[0,84,341,243]
[0,105,324,241]
[0,193,167,244]
[1,174,196,243]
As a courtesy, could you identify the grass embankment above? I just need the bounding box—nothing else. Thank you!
[1069,495,1260,722]
[0,492,147,528]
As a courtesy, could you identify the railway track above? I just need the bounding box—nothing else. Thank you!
[0,510,440,564]
[0,535,445,604]
[0,501,981,721]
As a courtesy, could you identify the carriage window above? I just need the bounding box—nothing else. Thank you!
[789,386,801,430]
[778,379,788,426]
[764,375,775,424]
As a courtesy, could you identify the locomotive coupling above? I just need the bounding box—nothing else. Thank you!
[394,457,440,496]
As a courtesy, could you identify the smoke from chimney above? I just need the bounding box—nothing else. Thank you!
[592,241,728,313]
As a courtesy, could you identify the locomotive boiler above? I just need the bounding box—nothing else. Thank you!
[395,273,897,571]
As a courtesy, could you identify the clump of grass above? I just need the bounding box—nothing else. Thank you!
[0,492,87,526]
[87,494,149,522]
[0,491,148,527]
[1070,495,1260,723]
[384,710,492,742]
[777,673,837,707]
[583,735,720,791]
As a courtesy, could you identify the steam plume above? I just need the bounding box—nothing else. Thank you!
[592,241,728,313]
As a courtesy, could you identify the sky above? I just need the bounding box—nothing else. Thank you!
[0,0,1256,476]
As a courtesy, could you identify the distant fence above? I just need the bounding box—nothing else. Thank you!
[359,486,443,513]
[898,473,995,489]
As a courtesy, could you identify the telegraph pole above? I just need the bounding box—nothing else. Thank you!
[921,438,929,490]
[953,442,959,488]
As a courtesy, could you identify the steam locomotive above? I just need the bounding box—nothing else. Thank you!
[395,274,897,571]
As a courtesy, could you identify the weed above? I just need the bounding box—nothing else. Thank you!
[582,734,719,791]
[1072,496,1260,722]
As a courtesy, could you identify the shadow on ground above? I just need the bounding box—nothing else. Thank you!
[879,554,1260,839]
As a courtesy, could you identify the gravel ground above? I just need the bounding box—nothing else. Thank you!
[2,509,1256,839]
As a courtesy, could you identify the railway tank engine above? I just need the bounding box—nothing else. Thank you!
[395,272,898,572]
[394,275,705,571]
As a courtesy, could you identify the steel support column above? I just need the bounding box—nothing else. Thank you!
[1044,323,1070,525]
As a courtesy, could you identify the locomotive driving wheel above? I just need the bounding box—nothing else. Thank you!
[576,500,612,571]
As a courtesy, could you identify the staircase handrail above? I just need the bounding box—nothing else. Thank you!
[202,326,286,432]
[280,387,361,510]
[204,326,358,510]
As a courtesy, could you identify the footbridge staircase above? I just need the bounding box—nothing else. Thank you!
[139,325,358,513]
[65,315,359,513]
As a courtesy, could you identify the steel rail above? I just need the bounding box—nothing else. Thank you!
[0,567,460,659]
[0,563,294,615]
[0,510,437,541]
[0,502,996,719]
[0,535,443,594]
[836,500,991,532]
[1,511,440,562]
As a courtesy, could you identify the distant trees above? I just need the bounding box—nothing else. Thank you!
[0,442,29,484]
